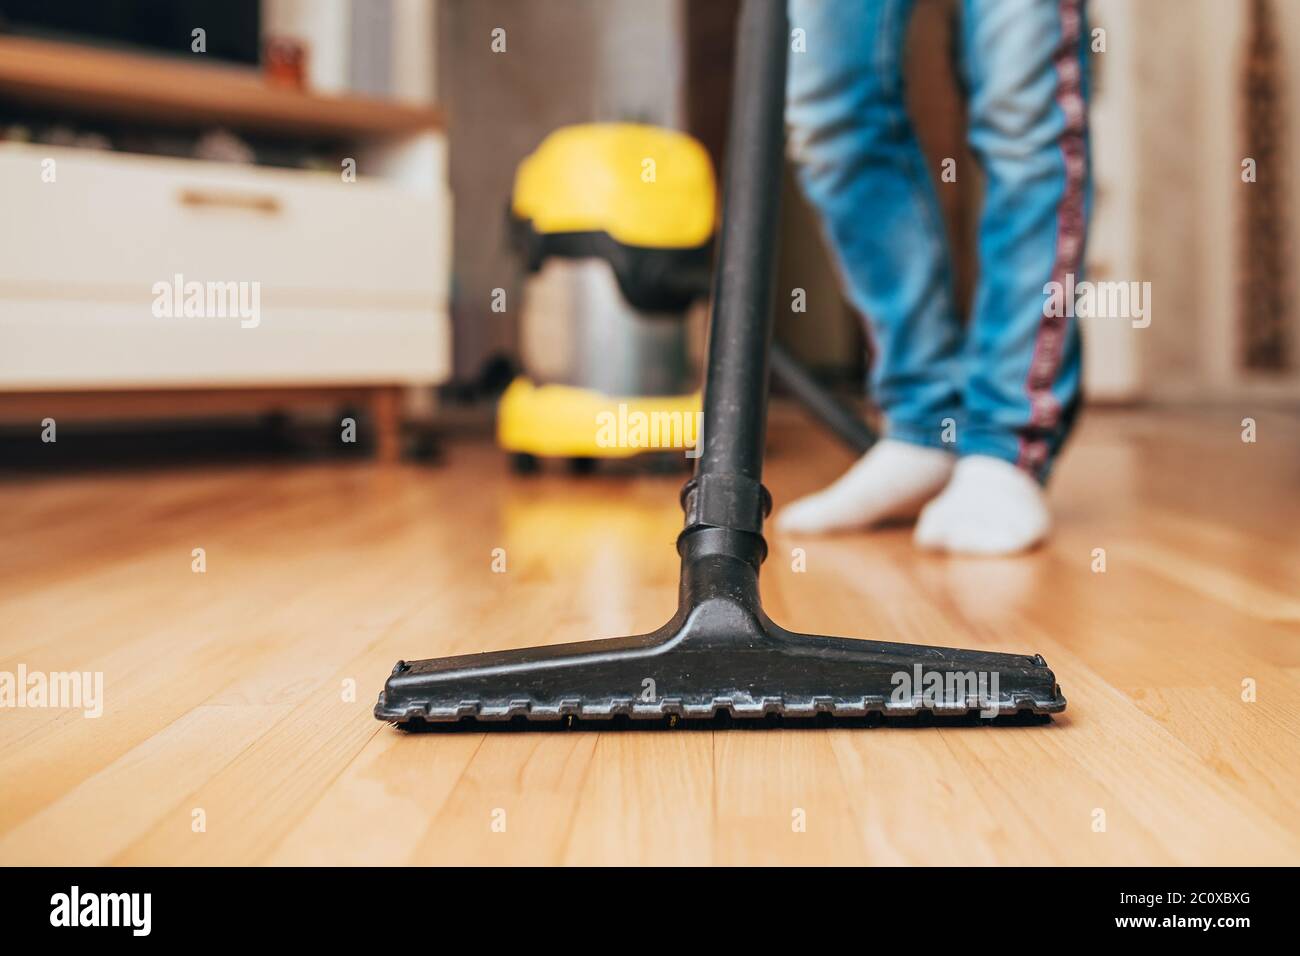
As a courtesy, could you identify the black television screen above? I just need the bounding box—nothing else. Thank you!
[0,0,261,65]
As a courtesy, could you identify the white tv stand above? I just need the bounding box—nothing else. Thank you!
[0,36,452,461]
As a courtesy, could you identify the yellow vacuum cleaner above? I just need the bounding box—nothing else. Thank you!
[500,123,715,472]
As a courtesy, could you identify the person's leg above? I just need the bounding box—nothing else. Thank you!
[916,0,1090,554]
[778,0,962,534]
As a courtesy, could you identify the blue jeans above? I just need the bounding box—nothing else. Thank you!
[787,0,1090,480]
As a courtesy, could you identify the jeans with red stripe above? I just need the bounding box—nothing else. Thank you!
[787,0,1090,481]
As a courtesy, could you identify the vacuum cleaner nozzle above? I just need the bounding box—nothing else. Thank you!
[376,526,1065,731]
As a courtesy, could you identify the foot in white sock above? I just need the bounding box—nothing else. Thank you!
[914,455,1050,555]
[775,439,956,535]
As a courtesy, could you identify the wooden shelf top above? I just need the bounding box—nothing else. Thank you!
[0,35,443,139]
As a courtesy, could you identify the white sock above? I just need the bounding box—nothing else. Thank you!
[775,439,956,534]
[914,455,1050,555]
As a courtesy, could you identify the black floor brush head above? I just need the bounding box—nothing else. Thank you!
[391,711,1057,734]
[376,645,1064,730]
[375,542,1066,732]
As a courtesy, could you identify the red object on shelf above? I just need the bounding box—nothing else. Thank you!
[264,36,308,90]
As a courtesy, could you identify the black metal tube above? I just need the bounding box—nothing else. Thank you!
[697,0,789,483]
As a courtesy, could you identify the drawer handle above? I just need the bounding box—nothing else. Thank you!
[177,188,282,215]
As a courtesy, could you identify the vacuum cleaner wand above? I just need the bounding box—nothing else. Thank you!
[376,0,1066,731]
